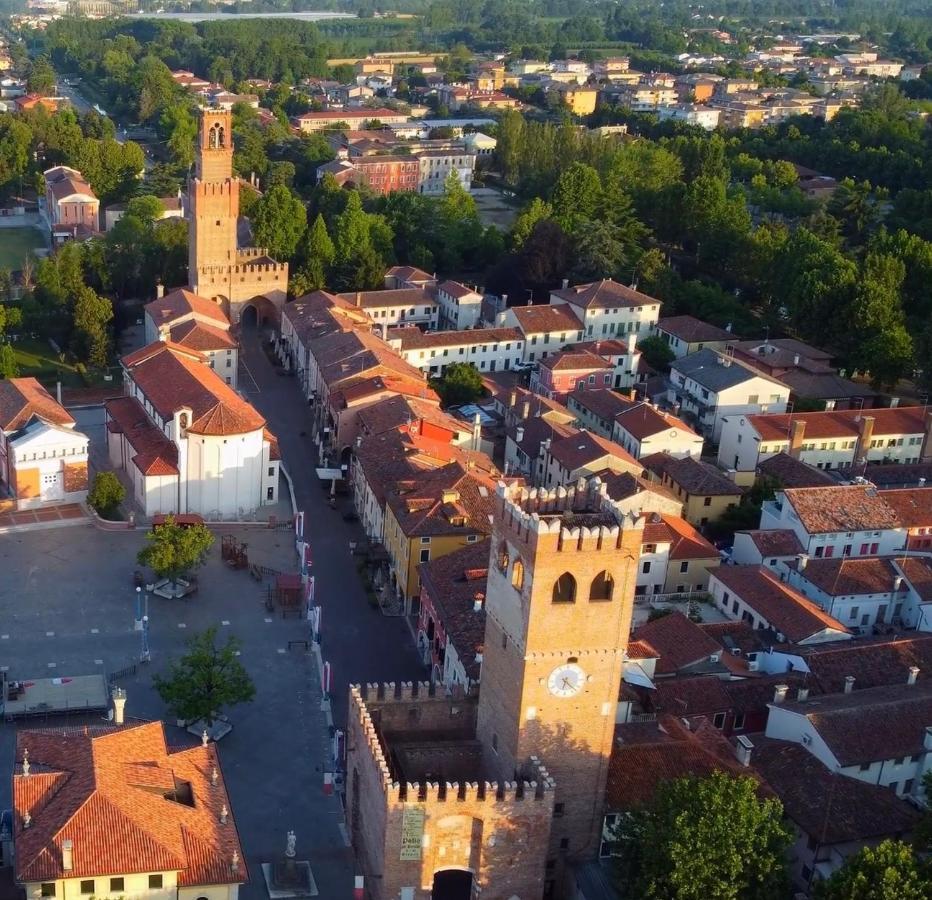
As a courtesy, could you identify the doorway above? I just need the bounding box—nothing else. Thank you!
[431,869,473,900]
[241,304,259,329]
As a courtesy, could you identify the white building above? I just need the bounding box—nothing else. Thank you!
[106,342,279,518]
[549,278,661,341]
[765,680,932,799]
[385,325,523,376]
[717,406,932,476]
[417,149,476,194]
[500,303,584,363]
[612,402,704,460]
[144,287,239,389]
[657,103,721,130]
[669,348,790,443]
[435,280,483,330]
[336,287,438,329]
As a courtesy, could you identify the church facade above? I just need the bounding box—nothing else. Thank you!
[187,108,288,326]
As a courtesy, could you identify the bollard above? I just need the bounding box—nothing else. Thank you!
[323,772,333,795]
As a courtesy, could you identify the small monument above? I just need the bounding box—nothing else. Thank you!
[261,830,318,898]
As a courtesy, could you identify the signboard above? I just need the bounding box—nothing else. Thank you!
[400,806,425,861]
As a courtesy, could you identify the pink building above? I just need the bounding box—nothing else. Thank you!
[530,349,614,403]
[43,166,99,242]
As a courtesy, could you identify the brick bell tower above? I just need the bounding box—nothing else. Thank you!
[188,108,238,288]
[476,478,644,877]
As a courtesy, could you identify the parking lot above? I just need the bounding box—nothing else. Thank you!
[0,525,354,897]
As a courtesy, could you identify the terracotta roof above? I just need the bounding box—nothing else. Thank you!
[356,394,463,441]
[297,107,401,120]
[547,429,639,474]
[13,722,246,885]
[747,406,929,443]
[387,326,521,351]
[335,287,435,310]
[105,396,179,476]
[782,485,902,534]
[122,342,265,436]
[756,452,835,488]
[657,315,733,343]
[615,402,697,442]
[263,428,281,462]
[551,278,660,311]
[879,488,932,529]
[418,539,490,679]
[590,467,682,509]
[863,462,932,487]
[641,513,718,560]
[751,737,920,843]
[386,462,496,538]
[385,265,435,284]
[437,280,480,299]
[0,377,75,432]
[777,680,932,766]
[539,349,612,373]
[700,621,770,655]
[571,338,630,357]
[169,320,237,352]
[711,566,850,643]
[509,303,582,335]
[567,388,635,425]
[632,611,722,675]
[796,556,902,597]
[45,167,96,202]
[802,635,932,694]
[284,291,370,345]
[642,452,743,497]
[144,288,229,328]
[739,529,804,558]
[898,556,932,601]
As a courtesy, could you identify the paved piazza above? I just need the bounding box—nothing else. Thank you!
[0,525,354,897]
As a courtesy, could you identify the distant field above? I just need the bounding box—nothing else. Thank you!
[0,227,46,270]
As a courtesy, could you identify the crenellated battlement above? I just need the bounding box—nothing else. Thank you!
[194,260,288,277]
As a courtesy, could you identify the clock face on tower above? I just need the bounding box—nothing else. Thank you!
[548,663,586,698]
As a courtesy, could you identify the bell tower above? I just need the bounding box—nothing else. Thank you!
[476,479,643,872]
[188,108,238,289]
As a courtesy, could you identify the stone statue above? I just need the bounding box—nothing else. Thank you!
[285,830,296,858]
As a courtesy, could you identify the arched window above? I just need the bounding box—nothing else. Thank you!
[589,571,614,602]
[511,558,524,591]
[208,123,225,149]
[552,572,576,604]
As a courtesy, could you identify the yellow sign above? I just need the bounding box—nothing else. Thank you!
[400,806,425,861]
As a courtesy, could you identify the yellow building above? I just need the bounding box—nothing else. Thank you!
[642,452,744,528]
[383,461,496,608]
[550,83,599,116]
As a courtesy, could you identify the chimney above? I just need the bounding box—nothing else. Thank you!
[856,415,876,463]
[908,666,920,686]
[156,281,165,299]
[797,686,809,702]
[62,840,73,872]
[220,804,228,824]
[561,278,569,289]
[473,592,484,612]
[111,687,127,725]
[788,420,806,459]
[844,675,855,694]
[889,397,899,408]
[793,353,800,365]
[472,412,482,451]
[516,426,525,443]
[734,735,753,767]
[772,684,789,704]
[355,291,362,307]
[521,399,530,419]
[508,388,517,409]
[796,553,808,572]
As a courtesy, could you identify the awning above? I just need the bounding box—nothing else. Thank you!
[315,467,344,480]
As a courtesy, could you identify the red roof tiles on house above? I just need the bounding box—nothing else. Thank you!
[656,315,734,344]
[169,319,238,352]
[105,396,179,476]
[144,288,229,328]
[782,485,902,534]
[509,304,583,335]
[551,278,661,311]
[0,377,75,432]
[747,406,929,443]
[632,611,722,675]
[539,349,613,373]
[615,402,696,442]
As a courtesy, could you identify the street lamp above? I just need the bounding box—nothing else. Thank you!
[141,615,150,663]
[134,586,143,631]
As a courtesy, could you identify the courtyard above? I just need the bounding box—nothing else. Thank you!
[0,525,354,898]
[0,225,46,270]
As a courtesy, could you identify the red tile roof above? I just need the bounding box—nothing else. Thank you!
[657,315,733,343]
[632,611,722,675]
[122,343,265,437]
[144,288,229,329]
[0,377,75,432]
[387,326,521,351]
[539,349,612,373]
[756,452,835,488]
[509,303,583,335]
[711,565,850,643]
[105,396,179,476]
[641,513,718,560]
[335,287,435,310]
[879,488,932,529]
[802,635,932,694]
[642,452,744,497]
[567,388,635,424]
[747,406,929,443]
[783,485,902,534]
[796,556,902,597]
[551,278,661,311]
[547,429,639,474]
[615,402,697,442]
[169,320,237,352]
[739,529,804,558]
[13,722,246,886]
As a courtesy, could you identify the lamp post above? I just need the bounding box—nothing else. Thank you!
[140,615,150,663]
[134,586,143,631]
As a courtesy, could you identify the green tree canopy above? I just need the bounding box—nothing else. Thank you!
[137,516,214,587]
[814,840,932,900]
[87,471,125,518]
[251,183,307,261]
[430,362,484,407]
[71,285,113,368]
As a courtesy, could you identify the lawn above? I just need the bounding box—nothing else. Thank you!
[10,337,78,380]
[0,227,47,270]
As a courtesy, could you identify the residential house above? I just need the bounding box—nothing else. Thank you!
[641,452,743,527]
[12,714,246,900]
[637,513,721,595]
[383,461,496,607]
[718,406,932,477]
[731,529,804,569]
[549,279,662,341]
[336,287,438,329]
[568,337,641,390]
[540,429,641,489]
[416,538,489,692]
[107,342,278,517]
[756,452,836,489]
[657,104,721,130]
[0,378,88,510]
[42,165,99,242]
[144,288,239,388]
[591,467,683,519]
[566,388,634,439]
[499,303,584,363]
[386,326,523,376]
[628,611,725,678]
[294,108,409,132]
[765,680,932,798]
[435,280,483,330]
[709,565,852,645]
[613,402,704,461]
[383,265,437,291]
[503,416,576,485]
[653,315,734,359]
[530,349,615,403]
[546,83,598,115]
[104,195,184,231]
[416,149,476,194]
[669,349,790,443]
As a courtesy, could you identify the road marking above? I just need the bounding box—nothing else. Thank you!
[177,623,187,629]
[46,631,55,637]
[91,628,99,634]
[0,666,8,672]
[1,634,8,640]
[221,620,230,626]
[264,617,273,623]
[277,648,286,654]
[234,651,242,657]
[240,357,261,395]
[94,659,104,665]
[47,662,57,668]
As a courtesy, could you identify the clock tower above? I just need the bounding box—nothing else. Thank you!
[476,478,643,870]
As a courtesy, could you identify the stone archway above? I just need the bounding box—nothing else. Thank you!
[239,295,279,329]
[241,304,259,330]
[431,869,473,900]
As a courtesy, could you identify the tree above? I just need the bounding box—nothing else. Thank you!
[510,198,553,250]
[622,771,791,900]
[251,184,307,261]
[551,162,602,233]
[332,189,372,263]
[637,335,676,373]
[814,840,932,900]
[137,515,214,587]
[27,56,56,96]
[297,213,335,291]
[430,362,484,407]
[154,627,255,727]
[161,103,198,169]
[71,286,113,368]
[0,343,18,378]
[88,471,125,518]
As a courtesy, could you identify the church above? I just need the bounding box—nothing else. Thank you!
[187,107,288,327]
